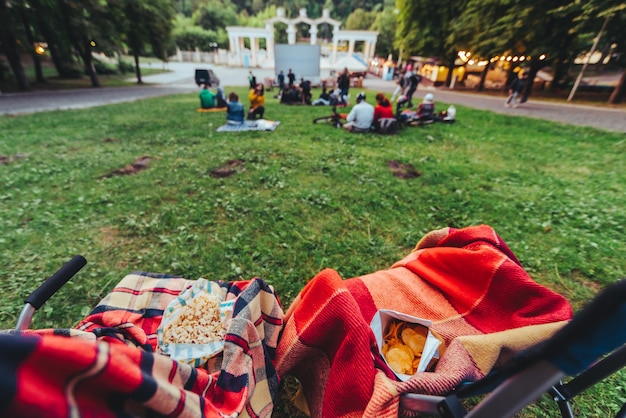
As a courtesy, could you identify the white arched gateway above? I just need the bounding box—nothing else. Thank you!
[226,8,378,69]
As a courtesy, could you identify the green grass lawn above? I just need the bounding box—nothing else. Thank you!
[0,87,624,416]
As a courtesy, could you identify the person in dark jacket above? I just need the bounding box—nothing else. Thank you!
[505,71,528,108]
[337,67,350,99]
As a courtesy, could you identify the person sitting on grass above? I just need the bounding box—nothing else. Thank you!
[199,84,216,109]
[416,93,436,122]
[299,78,312,105]
[373,93,394,125]
[226,92,245,125]
[280,85,302,105]
[248,83,265,120]
[216,86,228,108]
[343,92,374,133]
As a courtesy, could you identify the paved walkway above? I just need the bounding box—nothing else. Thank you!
[1,62,624,133]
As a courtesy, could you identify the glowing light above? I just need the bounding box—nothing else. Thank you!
[90,40,96,47]
[500,56,505,61]
[34,42,47,55]
[519,56,525,61]
[506,56,512,61]
[468,59,475,65]
[457,50,473,63]
[512,56,519,62]
[539,54,546,60]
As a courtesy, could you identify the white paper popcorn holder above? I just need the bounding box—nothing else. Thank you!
[370,309,442,381]
[157,278,235,367]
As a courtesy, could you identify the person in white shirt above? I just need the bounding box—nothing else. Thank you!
[343,92,374,133]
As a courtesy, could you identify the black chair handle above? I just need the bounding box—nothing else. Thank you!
[24,255,87,309]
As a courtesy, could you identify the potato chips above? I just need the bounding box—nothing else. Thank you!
[382,320,430,375]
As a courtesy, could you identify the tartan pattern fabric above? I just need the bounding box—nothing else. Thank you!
[275,225,573,417]
[0,273,284,418]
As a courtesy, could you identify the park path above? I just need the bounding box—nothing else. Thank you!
[1,62,624,133]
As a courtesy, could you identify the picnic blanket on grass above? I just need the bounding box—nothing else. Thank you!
[0,273,284,418]
[197,107,227,113]
[217,119,280,132]
[275,224,573,417]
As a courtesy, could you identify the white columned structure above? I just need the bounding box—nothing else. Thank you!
[332,30,379,66]
[226,9,378,69]
[310,26,318,44]
[287,24,296,44]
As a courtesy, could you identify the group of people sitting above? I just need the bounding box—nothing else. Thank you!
[278,77,315,105]
[200,82,267,125]
[200,76,454,130]
[340,91,442,133]
[199,84,228,109]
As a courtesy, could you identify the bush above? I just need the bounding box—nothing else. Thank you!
[117,60,135,74]
[93,59,118,75]
[59,65,84,79]
[173,27,219,51]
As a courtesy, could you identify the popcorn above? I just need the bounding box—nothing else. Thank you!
[161,292,226,345]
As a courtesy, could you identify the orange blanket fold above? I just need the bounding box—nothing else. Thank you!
[276,225,573,417]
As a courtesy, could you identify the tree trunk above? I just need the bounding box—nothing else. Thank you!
[75,40,100,87]
[521,62,542,103]
[608,69,625,104]
[83,48,100,87]
[34,11,77,79]
[568,15,610,102]
[0,31,30,91]
[134,53,143,84]
[477,64,489,91]
[445,52,456,87]
[503,66,515,93]
[21,11,45,83]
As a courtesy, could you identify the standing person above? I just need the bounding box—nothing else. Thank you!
[337,67,350,100]
[277,70,285,92]
[226,92,245,125]
[248,83,265,120]
[199,84,215,109]
[390,70,407,103]
[343,92,374,133]
[248,71,257,90]
[405,68,422,108]
[287,69,296,88]
[505,71,528,108]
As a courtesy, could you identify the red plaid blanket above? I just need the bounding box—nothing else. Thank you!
[0,273,283,418]
[275,225,573,417]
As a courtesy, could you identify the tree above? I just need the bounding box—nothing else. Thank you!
[113,0,176,84]
[446,0,580,99]
[26,0,82,79]
[345,8,375,30]
[395,0,467,85]
[192,0,238,31]
[370,6,397,58]
[565,0,626,103]
[0,0,30,90]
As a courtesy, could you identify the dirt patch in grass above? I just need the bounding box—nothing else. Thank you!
[210,159,245,178]
[101,156,152,178]
[387,160,421,179]
[0,153,30,165]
